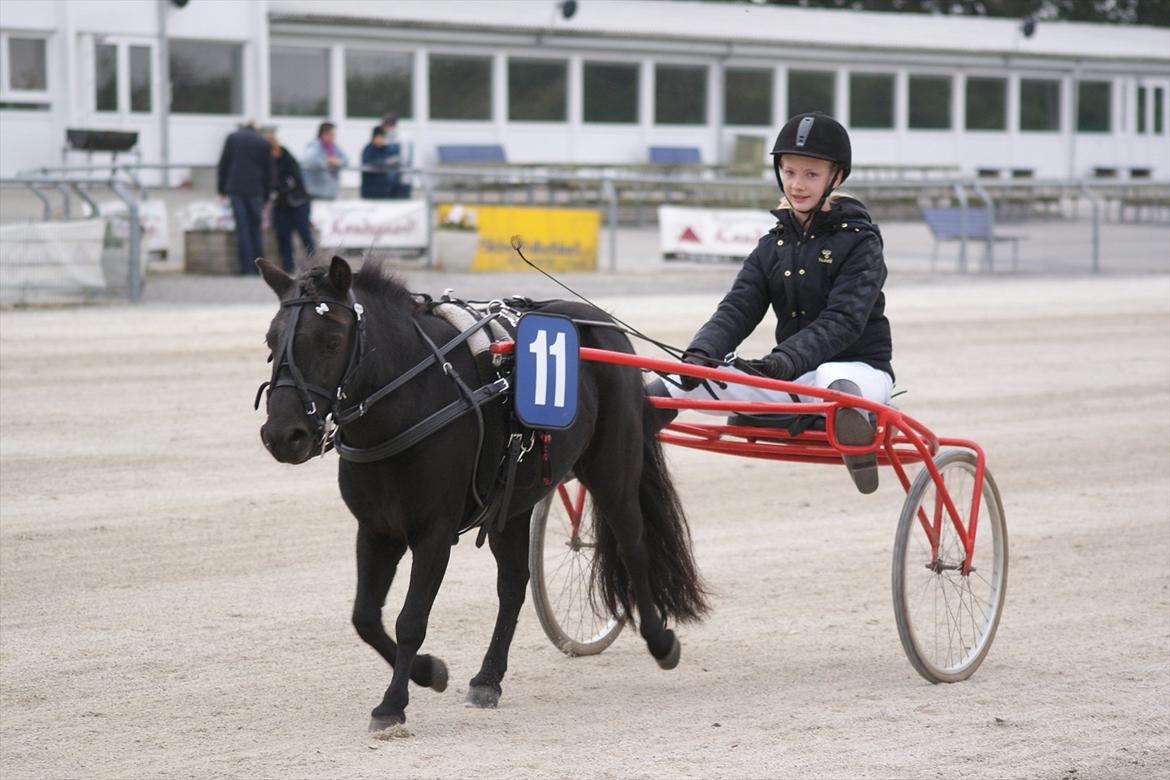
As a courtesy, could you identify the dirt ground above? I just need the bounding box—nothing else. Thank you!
[1,273,1168,779]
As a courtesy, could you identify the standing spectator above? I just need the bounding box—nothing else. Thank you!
[381,112,413,198]
[264,131,315,273]
[360,126,398,200]
[216,121,272,275]
[302,121,348,201]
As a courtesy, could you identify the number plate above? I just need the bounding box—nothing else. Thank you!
[515,313,580,429]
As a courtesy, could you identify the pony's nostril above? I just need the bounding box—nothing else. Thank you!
[288,427,310,447]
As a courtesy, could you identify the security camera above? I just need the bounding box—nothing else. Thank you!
[559,1,577,20]
[1021,16,1036,38]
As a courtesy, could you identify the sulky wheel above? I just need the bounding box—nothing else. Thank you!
[528,478,624,656]
[892,449,1008,683]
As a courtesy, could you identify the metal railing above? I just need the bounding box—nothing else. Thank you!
[8,161,1169,282]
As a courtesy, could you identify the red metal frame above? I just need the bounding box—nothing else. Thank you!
[498,339,987,574]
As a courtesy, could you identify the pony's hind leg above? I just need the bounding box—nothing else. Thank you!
[466,509,532,709]
[352,527,448,698]
[369,528,452,730]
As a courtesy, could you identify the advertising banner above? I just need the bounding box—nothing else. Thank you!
[437,204,599,272]
[312,199,428,250]
[658,205,775,260]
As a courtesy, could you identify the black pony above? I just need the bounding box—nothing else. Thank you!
[257,256,707,730]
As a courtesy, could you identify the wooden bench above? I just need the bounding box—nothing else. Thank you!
[922,207,1023,271]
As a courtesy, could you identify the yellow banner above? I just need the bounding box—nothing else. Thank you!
[437,204,599,272]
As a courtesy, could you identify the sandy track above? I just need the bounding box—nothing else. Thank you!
[1,275,1168,778]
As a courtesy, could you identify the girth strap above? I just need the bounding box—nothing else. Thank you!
[334,377,509,463]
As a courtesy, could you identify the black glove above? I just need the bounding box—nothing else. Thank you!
[745,352,797,382]
[677,351,710,391]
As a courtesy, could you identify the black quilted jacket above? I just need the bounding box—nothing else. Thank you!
[688,196,893,381]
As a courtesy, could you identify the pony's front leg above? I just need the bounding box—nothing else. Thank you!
[466,511,531,709]
[369,530,452,731]
[351,526,448,694]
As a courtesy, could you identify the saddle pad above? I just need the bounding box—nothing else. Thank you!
[432,301,512,356]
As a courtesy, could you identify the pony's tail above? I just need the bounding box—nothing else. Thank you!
[594,432,709,625]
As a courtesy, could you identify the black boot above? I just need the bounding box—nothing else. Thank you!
[830,379,879,495]
[644,377,679,436]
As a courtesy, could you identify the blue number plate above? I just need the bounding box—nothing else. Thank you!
[515,313,580,429]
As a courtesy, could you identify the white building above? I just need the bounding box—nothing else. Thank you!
[1,0,1168,179]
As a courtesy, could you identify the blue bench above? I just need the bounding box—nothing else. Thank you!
[922,207,1023,271]
[649,146,701,165]
[436,144,507,164]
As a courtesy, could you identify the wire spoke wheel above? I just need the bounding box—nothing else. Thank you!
[893,450,1008,683]
[529,479,623,656]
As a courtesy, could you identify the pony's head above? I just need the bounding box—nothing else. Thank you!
[256,256,363,464]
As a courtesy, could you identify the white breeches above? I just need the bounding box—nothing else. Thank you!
[666,360,894,413]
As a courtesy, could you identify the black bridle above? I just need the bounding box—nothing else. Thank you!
[255,288,512,464]
[254,289,367,450]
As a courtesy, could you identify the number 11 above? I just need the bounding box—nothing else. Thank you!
[528,329,567,408]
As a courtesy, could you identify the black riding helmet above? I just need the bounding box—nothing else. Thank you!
[771,112,852,192]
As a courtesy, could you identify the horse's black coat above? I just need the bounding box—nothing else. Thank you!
[258,257,707,729]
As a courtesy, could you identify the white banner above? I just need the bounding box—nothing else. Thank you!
[0,219,108,302]
[311,199,427,249]
[657,205,776,259]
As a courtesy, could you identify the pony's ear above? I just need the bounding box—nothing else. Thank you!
[256,257,293,298]
[328,256,352,295]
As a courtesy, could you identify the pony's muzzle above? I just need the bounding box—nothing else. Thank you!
[260,420,315,464]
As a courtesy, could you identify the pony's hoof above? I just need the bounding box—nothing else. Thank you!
[368,713,405,732]
[464,685,500,709]
[428,657,449,693]
[655,633,681,670]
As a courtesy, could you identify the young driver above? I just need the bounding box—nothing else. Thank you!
[650,112,894,494]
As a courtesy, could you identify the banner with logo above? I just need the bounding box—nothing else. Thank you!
[658,205,775,259]
[437,204,599,272]
[312,199,428,249]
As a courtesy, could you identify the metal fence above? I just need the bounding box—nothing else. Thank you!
[2,161,1166,305]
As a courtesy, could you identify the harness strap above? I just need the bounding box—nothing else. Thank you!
[334,377,510,463]
[333,313,498,426]
[474,432,524,548]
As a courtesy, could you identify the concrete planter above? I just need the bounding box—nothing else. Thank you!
[434,229,479,271]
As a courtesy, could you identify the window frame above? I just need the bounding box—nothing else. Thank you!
[0,32,51,108]
[168,38,245,117]
[1018,77,1062,133]
[724,66,773,127]
[787,68,836,118]
[507,57,568,123]
[848,71,896,130]
[268,44,331,118]
[1076,79,1112,134]
[908,72,954,131]
[428,52,494,122]
[964,74,1008,132]
[582,59,640,125]
[653,62,708,126]
[343,47,414,120]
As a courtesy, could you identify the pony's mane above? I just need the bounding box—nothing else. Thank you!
[352,259,417,309]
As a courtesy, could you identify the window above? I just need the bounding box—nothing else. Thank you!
[346,50,412,119]
[129,45,151,113]
[1155,87,1165,135]
[1020,79,1060,131]
[788,70,834,117]
[849,73,894,129]
[966,77,1006,131]
[5,36,47,91]
[724,68,771,126]
[1077,81,1111,132]
[170,39,242,114]
[1,34,49,109]
[909,75,951,129]
[509,59,566,121]
[655,65,706,124]
[583,61,638,123]
[429,55,491,120]
[95,43,117,112]
[270,47,328,117]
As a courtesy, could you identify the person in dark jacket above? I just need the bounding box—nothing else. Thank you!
[216,122,273,275]
[654,113,894,494]
[360,125,400,199]
[264,131,315,273]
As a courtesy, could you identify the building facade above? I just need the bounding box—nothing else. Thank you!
[1,0,1168,179]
